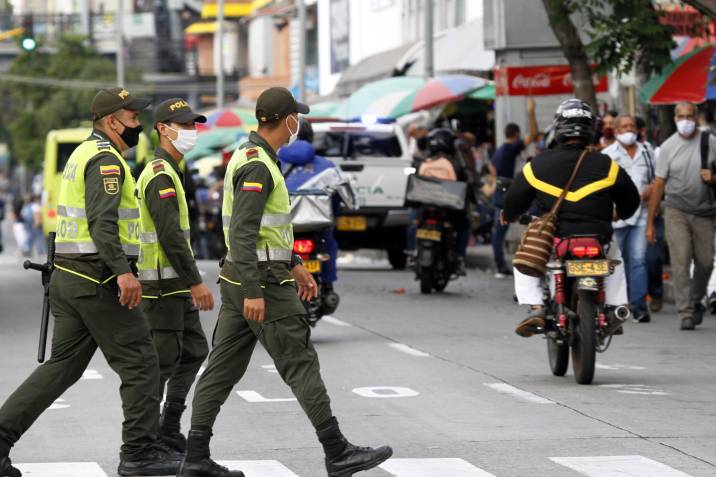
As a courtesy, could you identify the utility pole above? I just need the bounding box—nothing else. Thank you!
[116,0,125,87]
[297,0,306,102]
[424,0,434,79]
[79,0,91,46]
[216,0,225,109]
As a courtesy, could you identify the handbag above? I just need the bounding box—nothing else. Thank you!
[512,147,592,278]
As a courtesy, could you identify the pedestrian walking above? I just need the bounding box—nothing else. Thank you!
[136,98,212,454]
[603,114,656,323]
[178,87,393,477]
[646,101,716,330]
[0,87,179,477]
[490,97,538,278]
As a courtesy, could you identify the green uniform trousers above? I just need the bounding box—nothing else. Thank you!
[190,280,333,430]
[0,269,160,458]
[141,296,208,402]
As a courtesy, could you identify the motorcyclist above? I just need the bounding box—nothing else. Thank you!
[278,117,339,291]
[415,128,471,275]
[501,99,640,337]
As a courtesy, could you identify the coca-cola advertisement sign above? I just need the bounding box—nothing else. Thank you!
[495,65,608,97]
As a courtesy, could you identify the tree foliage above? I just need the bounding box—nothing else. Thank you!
[0,35,139,170]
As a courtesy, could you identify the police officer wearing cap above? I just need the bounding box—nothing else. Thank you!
[178,87,393,477]
[136,98,212,453]
[0,87,181,477]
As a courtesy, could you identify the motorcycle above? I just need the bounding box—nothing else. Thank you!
[290,169,358,326]
[405,174,468,294]
[521,215,630,385]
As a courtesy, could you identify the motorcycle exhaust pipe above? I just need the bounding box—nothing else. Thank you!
[613,305,630,322]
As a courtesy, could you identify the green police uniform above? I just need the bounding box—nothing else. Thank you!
[137,147,208,403]
[0,130,161,460]
[190,130,333,430]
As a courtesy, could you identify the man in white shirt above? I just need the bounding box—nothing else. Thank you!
[603,114,656,323]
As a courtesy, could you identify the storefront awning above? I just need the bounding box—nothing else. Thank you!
[184,21,217,35]
[334,42,418,98]
[201,0,272,19]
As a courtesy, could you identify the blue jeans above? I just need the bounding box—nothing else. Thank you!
[491,190,509,271]
[614,224,648,314]
[320,227,338,284]
[646,215,665,299]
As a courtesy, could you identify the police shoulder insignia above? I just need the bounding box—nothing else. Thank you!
[100,165,121,175]
[159,187,177,199]
[103,177,120,195]
[96,140,111,151]
[152,160,165,173]
[246,148,259,159]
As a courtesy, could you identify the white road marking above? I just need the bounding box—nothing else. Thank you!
[598,384,668,395]
[80,369,103,380]
[322,316,352,327]
[261,364,279,374]
[484,383,554,404]
[352,386,420,398]
[596,363,646,371]
[48,398,70,410]
[236,390,297,403]
[388,343,431,357]
[15,462,107,476]
[217,460,299,476]
[550,455,693,477]
[380,458,496,476]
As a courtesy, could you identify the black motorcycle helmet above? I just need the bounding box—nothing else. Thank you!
[425,128,457,156]
[297,116,314,143]
[553,99,596,145]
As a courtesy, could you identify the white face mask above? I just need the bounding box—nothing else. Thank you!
[166,126,198,155]
[286,115,299,145]
[676,119,696,137]
[616,131,637,146]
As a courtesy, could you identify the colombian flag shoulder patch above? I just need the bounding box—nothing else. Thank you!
[159,187,177,199]
[246,148,259,159]
[241,181,263,193]
[100,165,121,175]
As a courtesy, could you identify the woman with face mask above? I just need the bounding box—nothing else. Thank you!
[135,98,214,458]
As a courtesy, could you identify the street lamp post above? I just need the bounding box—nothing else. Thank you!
[116,0,125,87]
[217,0,225,109]
[297,0,306,102]
[424,0,434,79]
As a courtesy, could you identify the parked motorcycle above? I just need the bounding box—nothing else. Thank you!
[522,215,629,385]
[406,174,468,294]
[290,169,357,326]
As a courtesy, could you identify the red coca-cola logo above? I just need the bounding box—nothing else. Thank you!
[496,65,608,96]
[512,73,551,90]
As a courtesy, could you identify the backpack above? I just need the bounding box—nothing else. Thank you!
[418,157,457,181]
[699,131,716,199]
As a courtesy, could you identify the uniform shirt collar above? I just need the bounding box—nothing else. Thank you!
[91,128,122,154]
[249,131,278,163]
[154,146,184,177]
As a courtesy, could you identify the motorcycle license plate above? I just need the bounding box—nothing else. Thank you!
[566,260,610,277]
[416,228,442,241]
[304,260,321,273]
[337,216,367,231]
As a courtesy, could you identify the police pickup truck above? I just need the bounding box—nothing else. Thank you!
[312,121,412,269]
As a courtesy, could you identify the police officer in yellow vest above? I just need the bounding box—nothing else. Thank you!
[178,87,392,477]
[136,98,211,453]
[0,88,181,477]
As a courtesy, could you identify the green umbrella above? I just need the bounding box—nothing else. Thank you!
[468,84,495,100]
[332,76,425,120]
[307,101,341,119]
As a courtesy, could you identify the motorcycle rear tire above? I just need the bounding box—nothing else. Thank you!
[419,269,433,294]
[547,336,569,377]
[572,290,597,385]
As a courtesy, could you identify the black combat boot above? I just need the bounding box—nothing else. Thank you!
[177,429,244,477]
[0,440,20,477]
[160,400,188,452]
[117,445,182,476]
[316,417,393,477]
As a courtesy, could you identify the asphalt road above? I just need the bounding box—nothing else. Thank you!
[1,249,715,477]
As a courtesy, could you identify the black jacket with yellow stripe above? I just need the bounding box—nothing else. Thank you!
[503,143,640,240]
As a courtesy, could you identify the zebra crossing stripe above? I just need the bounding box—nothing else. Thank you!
[380,458,496,476]
[217,460,299,476]
[550,455,693,477]
[15,462,107,476]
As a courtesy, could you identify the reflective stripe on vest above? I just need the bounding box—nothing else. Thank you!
[136,158,193,282]
[55,138,140,260]
[522,160,619,202]
[222,143,294,262]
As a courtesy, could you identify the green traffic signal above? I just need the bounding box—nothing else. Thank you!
[21,37,36,51]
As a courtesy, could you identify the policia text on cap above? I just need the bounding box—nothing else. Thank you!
[0,87,181,477]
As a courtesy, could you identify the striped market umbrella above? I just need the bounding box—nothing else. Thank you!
[197,107,258,131]
[332,76,426,120]
[307,101,341,119]
[410,74,487,112]
[640,44,716,104]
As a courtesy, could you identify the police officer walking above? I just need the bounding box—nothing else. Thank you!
[0,88,179,477]
[136,99,211,452]
[177,87,393,477]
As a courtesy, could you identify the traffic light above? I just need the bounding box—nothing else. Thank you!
[19,14,36,52]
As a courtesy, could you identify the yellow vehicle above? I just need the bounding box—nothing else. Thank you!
[42,128,151,235]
